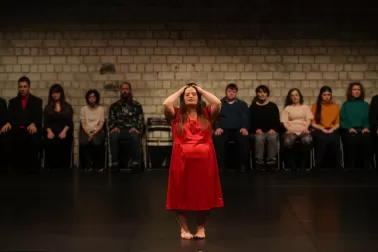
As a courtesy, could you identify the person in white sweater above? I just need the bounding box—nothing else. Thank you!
[79,89,105,171]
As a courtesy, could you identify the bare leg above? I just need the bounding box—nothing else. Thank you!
[194,210,209,239]
[176,211,193,239]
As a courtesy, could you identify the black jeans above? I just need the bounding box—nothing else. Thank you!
[342,131,372,170]
[79,130,105,169]
[44,133,73,170]
[312,129,341,168]
[2,128,42,172]
[213,129,250,170]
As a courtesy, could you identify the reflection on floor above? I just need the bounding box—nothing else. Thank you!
[1,168,378,252]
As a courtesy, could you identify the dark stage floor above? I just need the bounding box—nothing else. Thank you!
[1,169,378,252]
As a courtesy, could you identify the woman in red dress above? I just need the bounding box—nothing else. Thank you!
[163,83,224,240]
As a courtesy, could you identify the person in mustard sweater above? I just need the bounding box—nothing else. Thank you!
[340,82,372,170]
[311,86,341,170]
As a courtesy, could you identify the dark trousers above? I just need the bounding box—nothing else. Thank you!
[0,134,8,172]
[79,130,105,170]
[312,129,341,169]
[213,129,250,170]
[2,128,42,172]
[283,133,312,170]
[374,133,378,169]
[44,133,73,170]
[342,131,372,170]
[109,129,141,166]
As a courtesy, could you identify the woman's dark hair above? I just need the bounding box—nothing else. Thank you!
[45,84,71,115]
[85,89,100,105]
[315,86,333,124]
[177,83,209,135]
[252,85,270,104]
[284,88,304,107]
[346,82,365,101]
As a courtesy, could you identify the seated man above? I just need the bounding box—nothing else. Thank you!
[0,97,8,172]
[1,76,43,172]
[108,82,145,171]
[213,83,250,172]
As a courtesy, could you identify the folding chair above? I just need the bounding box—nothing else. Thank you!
[145,117,173,170]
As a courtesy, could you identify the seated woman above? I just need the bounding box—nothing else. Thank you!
[79,89,105,171]
[249,85,280,172]
[340,82,372,170]
[44,84,74,171]
[281,88,313,171]
[311,86,341,170]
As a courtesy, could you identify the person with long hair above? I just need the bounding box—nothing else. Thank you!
[43,84,74,171]
[163,83,223,240]
[249,85,280,172]
[281,88,314,170]
[340,82,372,170]
[79,89,105,171]
[311,86,341,170]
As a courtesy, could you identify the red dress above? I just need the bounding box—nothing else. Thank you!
[166,105,224,211]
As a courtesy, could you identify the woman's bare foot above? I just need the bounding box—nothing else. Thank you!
[181,228,194,240]
[194,227,206,239]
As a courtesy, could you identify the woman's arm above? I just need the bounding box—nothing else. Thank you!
[61,106,74,134]
[80,107,91,135]
[280,107,290,132]
[162,86,186,121]
[194,85,222,119]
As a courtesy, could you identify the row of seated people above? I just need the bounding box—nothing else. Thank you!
[1,77,377,174]
[0,77,145,173]
[213,82,378,172]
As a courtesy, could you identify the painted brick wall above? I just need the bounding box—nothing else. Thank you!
[0,19,377,160]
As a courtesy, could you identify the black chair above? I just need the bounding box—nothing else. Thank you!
[78,120,108,172]
[145,117,173,170]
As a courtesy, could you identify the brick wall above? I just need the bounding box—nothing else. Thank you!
[0,11,378,160]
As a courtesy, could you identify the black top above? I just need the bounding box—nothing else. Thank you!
[214,98,249,130]
[8,94,43,129]
[44,104,74,135]
[249,101,280,133]
[0,97,7,128]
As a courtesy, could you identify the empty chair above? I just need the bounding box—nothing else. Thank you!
[145,117,173,169]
